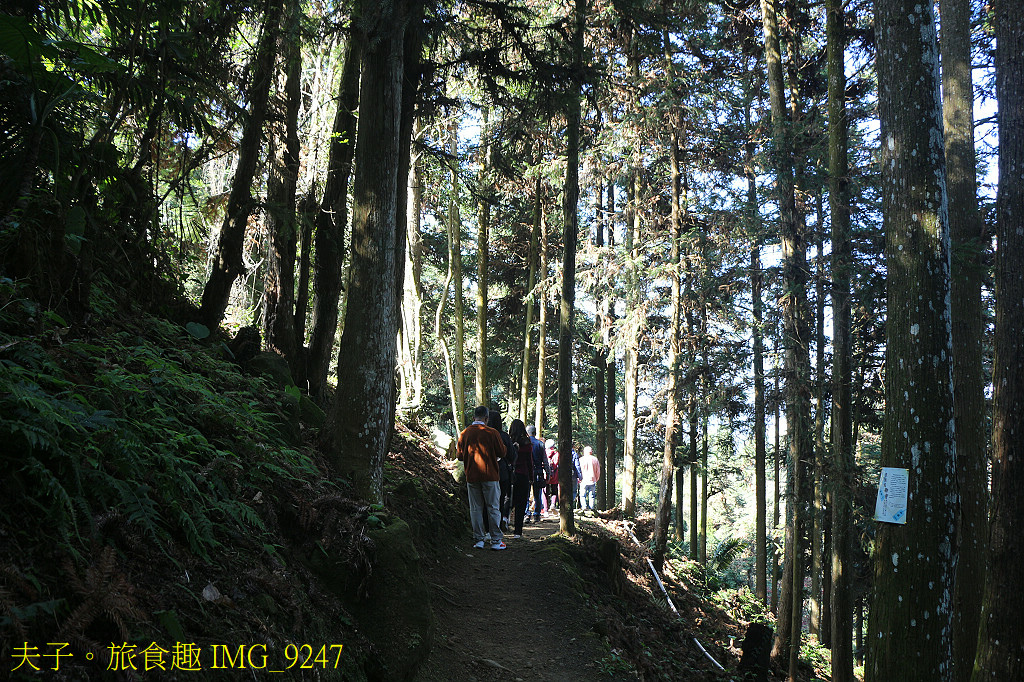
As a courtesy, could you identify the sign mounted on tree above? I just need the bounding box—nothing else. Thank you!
[873,467,909,524]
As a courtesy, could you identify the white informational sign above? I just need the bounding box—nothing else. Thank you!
[874,467,909,524]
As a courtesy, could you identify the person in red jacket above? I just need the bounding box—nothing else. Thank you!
[545,439,560,516]
[457,405,507,550]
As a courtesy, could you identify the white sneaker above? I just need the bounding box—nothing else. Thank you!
[491,541,507,551]
[473,540,485,549]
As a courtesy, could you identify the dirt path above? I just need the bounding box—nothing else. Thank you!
[414,516,614,682]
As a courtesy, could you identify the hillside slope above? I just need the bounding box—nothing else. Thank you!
[0,284,772,681]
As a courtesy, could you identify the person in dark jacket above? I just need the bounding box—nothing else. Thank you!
[525,425,551,523]
[508,419,533,538]
[487,410,515,532]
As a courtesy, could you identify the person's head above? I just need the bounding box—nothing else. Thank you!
[545,438,555,449]
[526,424,537,437]
[486,409,502,430]
[509,419,527,441]
[473,405,489,422]
[584,446,593,457]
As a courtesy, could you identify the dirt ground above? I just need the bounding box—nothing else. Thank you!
[414,515,619,682]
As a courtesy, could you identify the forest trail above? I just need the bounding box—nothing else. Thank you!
[414,516,618,682]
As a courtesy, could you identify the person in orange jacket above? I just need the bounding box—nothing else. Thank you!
[456,405,507,550]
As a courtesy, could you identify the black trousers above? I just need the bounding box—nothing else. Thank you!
[511,473,530,534]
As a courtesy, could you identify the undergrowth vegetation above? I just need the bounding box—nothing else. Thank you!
[0,276,380,679]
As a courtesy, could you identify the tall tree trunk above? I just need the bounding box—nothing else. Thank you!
[748,135,768,603]
[828,0,855,675]
[622,171,641,519]
[761,0,811,672]
[519,179,541,423]
[700,409,709,565]
[534,209,549,432]
[971,1,1024,677]
[437,121,464,430]
[262,0,301,373]
[810,197,827,639]
[654,119,684,571]
[689,326,699,561]
[595,184,607,511]
[307,35,361,400]
[399,117,424,411]
[475,108,492,408]
[605,180,618,511]
[751,245,768,599]
[326,1,413,503]
[199,0,282,328]
[451,121,468,424]
[866,0,957,675]
[293,192,314,356]
[940,0,988,675]
[391,4,421,393]
[674,465,685,542]
[772,363,781,614]
[557,0,585,536]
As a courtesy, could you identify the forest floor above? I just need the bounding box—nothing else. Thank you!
[414,515,611,682]
[390,428,772,682]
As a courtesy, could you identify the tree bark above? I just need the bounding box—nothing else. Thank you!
[437,121,464,430]
[810,196,826,640]
[475,108,492,408]
[940,0,989,675]
[399,117,424,411]
[622,170,641,519]
[199,0,282,328]
[827,0,855,675]
[971,0,1024,677]
[307,35,361,400]
[654,119,683,572]
[450,120,468,425]
[293,192,314,355]
[262,0,301,373]
[866,0,957,676]
[772,362,781,614]
[557,0,585,536]
[534,209,549,432]
[594,183,607,511]
[519,179,541,423]
[605,180,618,511]
[325,0,414,503]
[761,0,810,672]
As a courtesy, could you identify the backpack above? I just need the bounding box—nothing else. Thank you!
[531,445,547,483]
[548,456,559,485]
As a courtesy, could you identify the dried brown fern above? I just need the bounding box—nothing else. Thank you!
[57,544,146,655]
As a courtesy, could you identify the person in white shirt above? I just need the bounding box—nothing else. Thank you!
[578,446,601,512]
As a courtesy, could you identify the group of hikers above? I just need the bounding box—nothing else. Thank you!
[455,405,602,550]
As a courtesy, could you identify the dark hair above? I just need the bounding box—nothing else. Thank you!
[487,410,503,430]
[508,419,531,452]
[473,405,489,420]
